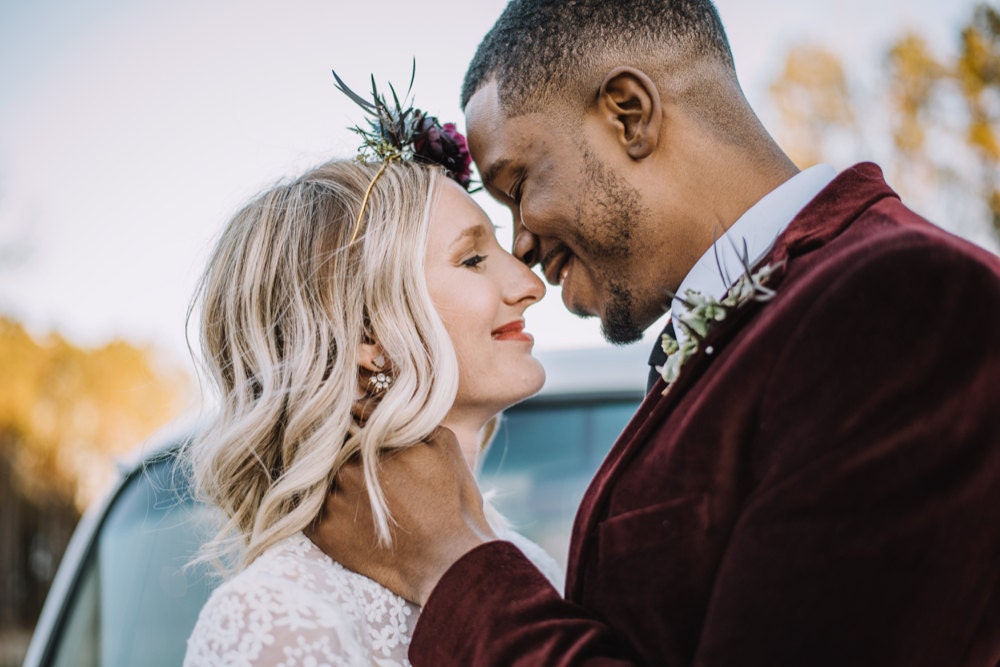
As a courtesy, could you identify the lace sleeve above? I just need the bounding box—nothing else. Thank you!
[184,573,369,667]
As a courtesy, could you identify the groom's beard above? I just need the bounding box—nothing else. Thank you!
[602,281,644,344]
[579,151,645,345]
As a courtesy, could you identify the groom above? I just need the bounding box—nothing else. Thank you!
[315,0,1000,664]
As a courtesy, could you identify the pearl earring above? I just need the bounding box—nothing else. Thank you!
[368,352,391,394]
[368,370,392,394]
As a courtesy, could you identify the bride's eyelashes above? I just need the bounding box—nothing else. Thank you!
[461,254,488,269]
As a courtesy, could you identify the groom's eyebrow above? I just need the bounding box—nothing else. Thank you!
[481,159,511,190]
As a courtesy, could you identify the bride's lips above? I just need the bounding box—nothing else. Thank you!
[491,319,533,342]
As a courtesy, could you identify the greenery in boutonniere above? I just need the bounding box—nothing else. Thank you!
[657,260,783,393]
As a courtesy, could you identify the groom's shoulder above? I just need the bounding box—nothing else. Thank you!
[867,195,994,258]
[744,197,1000,369]
[792,195,1000,301]
[789,161,996,278]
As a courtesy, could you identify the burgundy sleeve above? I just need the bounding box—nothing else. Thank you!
[410,541,638,666]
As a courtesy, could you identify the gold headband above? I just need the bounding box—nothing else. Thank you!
[333,65,476,248]
[349,161,390,245]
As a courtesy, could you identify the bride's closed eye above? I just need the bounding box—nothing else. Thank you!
[462,254,488,269]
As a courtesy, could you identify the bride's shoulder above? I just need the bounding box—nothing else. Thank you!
[184,533,369,666]
[204,532,362,603]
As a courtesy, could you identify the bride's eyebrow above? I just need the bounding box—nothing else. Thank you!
[448,224,488,251]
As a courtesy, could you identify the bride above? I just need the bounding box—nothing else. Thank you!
[182,126,561,664]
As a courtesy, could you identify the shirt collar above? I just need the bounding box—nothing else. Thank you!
[670,164,837,343]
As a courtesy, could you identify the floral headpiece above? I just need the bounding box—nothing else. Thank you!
[332,64,474,244]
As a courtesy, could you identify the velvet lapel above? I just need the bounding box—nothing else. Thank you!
[566,163,900,601]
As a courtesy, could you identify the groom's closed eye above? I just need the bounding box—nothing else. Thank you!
[481,159,511,194]
[514,230,540,268]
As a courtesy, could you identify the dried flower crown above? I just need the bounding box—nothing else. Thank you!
[332,64,475,244]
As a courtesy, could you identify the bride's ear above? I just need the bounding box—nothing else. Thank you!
[358,342,389,373]
[354,341,392,423]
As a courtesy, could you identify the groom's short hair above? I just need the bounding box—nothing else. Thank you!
[461,0,736,115]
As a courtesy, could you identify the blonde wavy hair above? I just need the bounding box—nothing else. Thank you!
[186,159,460,571]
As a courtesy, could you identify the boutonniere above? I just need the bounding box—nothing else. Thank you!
[657,261,783,394]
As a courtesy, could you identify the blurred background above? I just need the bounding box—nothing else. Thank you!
[1,0,998,662]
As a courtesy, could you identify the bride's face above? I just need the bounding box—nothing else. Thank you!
[424,179,546,424]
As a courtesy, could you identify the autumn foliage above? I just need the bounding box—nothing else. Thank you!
[0,316,190,510]
[0,316,191,638]
[769,3,1000,245]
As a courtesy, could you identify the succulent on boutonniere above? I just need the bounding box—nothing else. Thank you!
[656,260,783,394]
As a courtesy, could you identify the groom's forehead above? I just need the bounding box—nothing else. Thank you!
[467,82,566,182]
[465,81,513,183]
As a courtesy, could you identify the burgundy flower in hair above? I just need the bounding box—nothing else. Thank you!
[413,119,472,189]
[332,63,477,191]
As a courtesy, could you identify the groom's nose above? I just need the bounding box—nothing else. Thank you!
[513,229,540,268]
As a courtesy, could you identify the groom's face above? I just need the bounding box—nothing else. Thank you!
[465,80,666,344]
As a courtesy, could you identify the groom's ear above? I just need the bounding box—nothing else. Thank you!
[594,67,662,160]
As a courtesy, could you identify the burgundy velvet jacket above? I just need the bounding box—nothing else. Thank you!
[410,164,1000,666]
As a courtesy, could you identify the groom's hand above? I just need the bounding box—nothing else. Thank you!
[308,427,497,606]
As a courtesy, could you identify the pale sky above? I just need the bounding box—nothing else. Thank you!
[0,0,981,378]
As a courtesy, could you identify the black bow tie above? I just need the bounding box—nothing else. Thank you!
[647,319,675,393]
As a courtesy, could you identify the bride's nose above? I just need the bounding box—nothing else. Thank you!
[503,252,545,306]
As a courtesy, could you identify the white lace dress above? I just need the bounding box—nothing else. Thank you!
[184,527,562,667]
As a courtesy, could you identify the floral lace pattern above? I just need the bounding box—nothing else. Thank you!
[185,528,562,666]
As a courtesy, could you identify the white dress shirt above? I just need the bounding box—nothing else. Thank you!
[671,164,837,343]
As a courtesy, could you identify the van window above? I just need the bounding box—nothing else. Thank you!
[479,395,641,567]
[47,456,216,667]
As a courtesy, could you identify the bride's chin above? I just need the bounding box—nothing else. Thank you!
[501,363,547,408]
[524,364,547,399]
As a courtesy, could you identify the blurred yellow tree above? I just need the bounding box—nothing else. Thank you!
[886,34,947,157]
[768,2,1000,245]
[768,44,859,167]
[957,4,1000,231]
[0,317,190,509]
